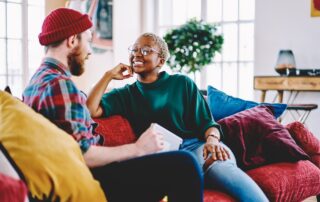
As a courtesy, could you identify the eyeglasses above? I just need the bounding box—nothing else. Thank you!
[128,46,160,56]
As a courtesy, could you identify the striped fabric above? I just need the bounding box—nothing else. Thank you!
[23,57,101,153]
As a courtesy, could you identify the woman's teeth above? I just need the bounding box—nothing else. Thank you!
[134,61,143,65]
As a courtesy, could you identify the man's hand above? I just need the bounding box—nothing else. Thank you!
[110,63,133,80]
[203,137,230,171]
[134,124,165,156]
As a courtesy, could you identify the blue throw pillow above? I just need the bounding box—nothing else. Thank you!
[207,86,287,121]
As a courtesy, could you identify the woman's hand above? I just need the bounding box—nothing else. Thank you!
[87,63,132,118]
[110,63,133,80]
[203,138,230,171]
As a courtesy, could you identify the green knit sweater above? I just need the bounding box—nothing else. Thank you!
[101,71,222,140]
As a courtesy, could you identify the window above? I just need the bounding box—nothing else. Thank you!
[156,0,255,99]
[0,0,44,98]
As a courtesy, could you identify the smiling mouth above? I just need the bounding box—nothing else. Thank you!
[133,61,144,67]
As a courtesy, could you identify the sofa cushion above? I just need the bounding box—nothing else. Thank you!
[0,172,27,202]
[286,121,320,168]
[0,140,27,202]
[94,115,137,146]
[92,114,320,202]
[0,144,21,181]
[203,190,236,202]
[247,160,320,202]
[207,85,287,121]
[0,91,106,202]
[218,106,309,170]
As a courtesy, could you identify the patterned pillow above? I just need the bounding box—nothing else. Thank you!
[0,90,106,202]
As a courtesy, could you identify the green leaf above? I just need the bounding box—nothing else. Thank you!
[164,18,224,74]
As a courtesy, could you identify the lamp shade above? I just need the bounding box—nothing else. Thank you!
[275,50,296,75]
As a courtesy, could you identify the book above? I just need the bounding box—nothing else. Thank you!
[151,123,183,152]
[287,68,320,76]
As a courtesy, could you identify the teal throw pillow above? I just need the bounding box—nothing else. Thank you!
[207,85,287,121]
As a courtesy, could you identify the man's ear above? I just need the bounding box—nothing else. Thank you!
[66,35,77,48]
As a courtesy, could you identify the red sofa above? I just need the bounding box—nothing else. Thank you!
[94,115,320,202]
[0,173,27,202]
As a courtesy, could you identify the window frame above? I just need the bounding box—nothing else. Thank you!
[154,0,255,99]
[0,0,44,97]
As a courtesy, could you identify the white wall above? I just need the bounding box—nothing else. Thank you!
[113,0,141,65]
[255,0,320,137]
[74,0,320,137]
[73,51,114,93]
[111,0,143,88]
[74,0,142,91]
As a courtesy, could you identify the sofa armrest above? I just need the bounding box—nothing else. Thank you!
[286,122,320,168]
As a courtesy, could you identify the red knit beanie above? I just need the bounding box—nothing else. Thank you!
[39,8,93,46]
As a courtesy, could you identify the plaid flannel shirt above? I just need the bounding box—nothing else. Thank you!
[23,57,101,153]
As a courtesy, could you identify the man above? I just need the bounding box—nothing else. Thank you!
[23,8,203,202]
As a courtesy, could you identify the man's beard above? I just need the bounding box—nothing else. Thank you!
[67,45,85,76]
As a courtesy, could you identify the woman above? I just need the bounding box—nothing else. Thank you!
[87,33,268,202]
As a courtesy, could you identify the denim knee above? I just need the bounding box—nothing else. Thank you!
[205,160,268,202]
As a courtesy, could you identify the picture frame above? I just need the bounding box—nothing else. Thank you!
[311,0,320,17]
[67,0,113,51]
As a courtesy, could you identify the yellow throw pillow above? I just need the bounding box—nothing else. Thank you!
[0,91,107,202]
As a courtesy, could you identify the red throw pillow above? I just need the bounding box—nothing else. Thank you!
[217,106,309,170]
[94,115,137,146]
[286,122,320,168]
[0,173,27,202]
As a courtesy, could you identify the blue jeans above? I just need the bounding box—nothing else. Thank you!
[181,138,269,202]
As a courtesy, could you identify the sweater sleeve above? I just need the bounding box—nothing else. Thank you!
[185,77,224,140]
[100,87,127,117]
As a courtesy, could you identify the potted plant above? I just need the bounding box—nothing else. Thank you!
[163,18,223,77]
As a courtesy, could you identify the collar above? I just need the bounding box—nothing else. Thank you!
[136,71,169,89]
[42,57,72,78]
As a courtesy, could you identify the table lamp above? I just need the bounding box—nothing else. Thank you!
[275,49,296,75]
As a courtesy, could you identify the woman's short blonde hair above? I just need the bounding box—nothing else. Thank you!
[141,33,170,61]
